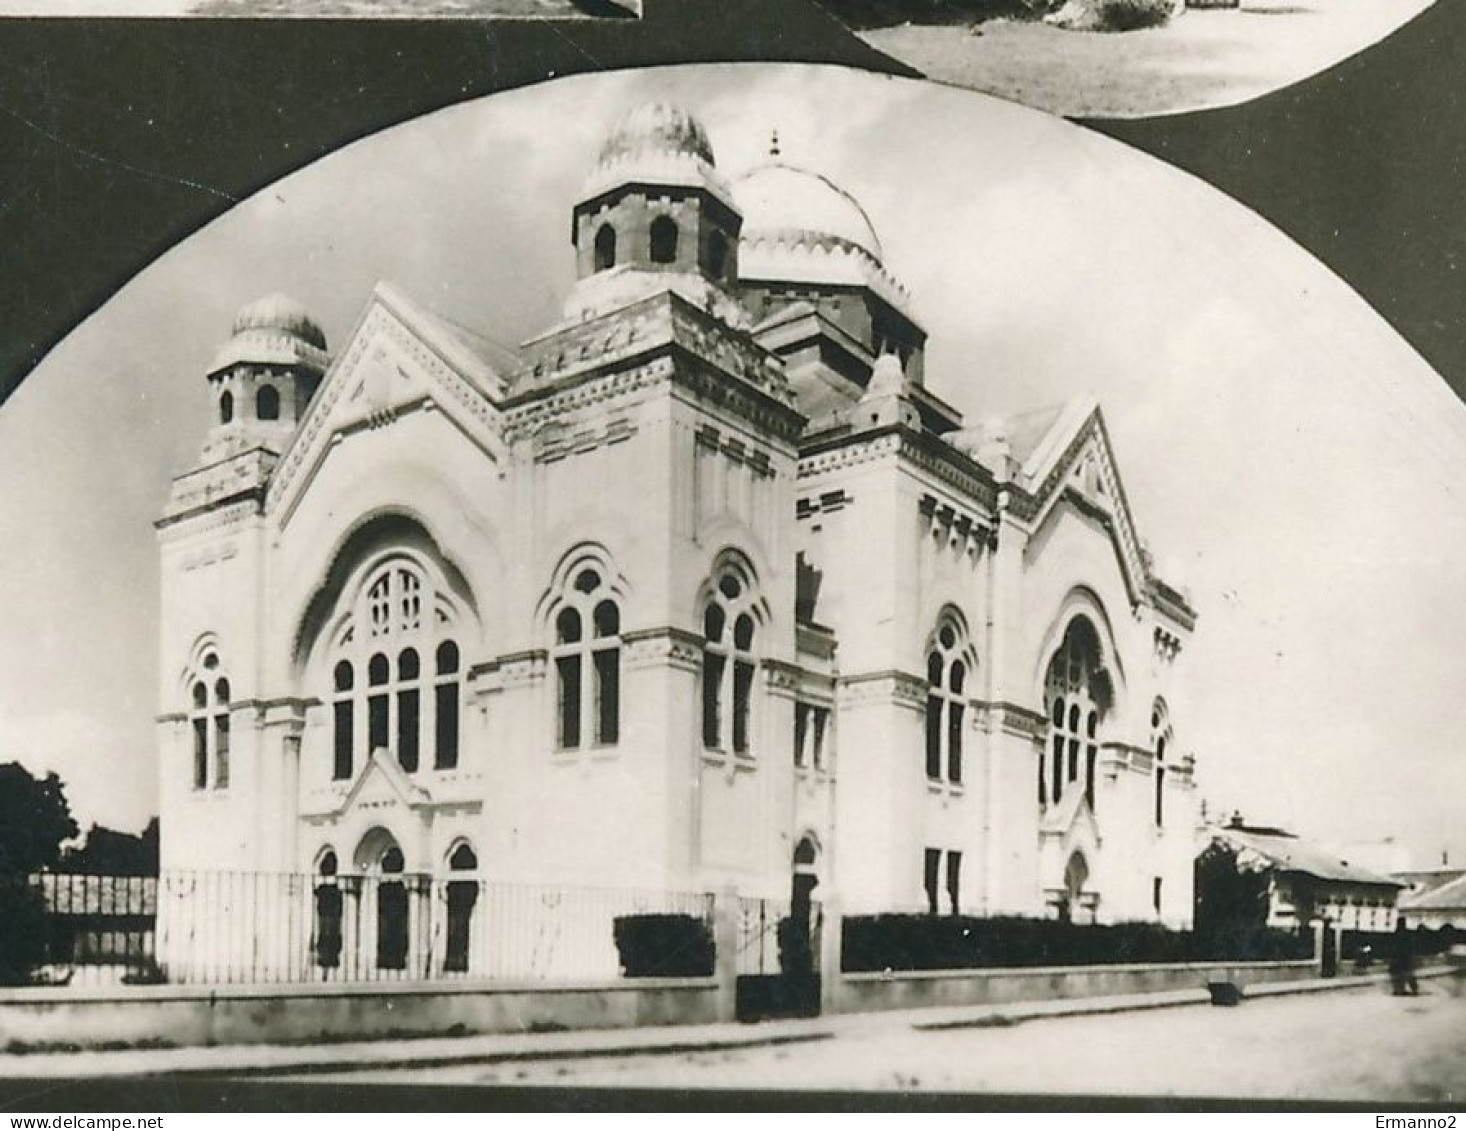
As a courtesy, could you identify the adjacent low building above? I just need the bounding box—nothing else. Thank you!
[1197,820,1404,936]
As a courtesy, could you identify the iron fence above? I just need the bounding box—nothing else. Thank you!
[27,873,158,987]
[25,869,714,988]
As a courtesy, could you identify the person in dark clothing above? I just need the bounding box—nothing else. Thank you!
[1389,918,1419,996]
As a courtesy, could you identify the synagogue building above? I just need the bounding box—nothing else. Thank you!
[155,103,1200,977]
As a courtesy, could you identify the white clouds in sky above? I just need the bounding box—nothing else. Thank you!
[3,63,1463,863]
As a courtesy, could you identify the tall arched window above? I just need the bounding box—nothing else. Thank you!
[707,229,729,279]
[332,660,354,781]
[1152,699,1173,828]
[328,558,462,780]
[1042,617,1111,810]
[444,842,478,974]
[313,849,343,971]
[435,641,460,770]
[552,567,621,751]
[256,384,281,421]
[924,617,971,785]
[376,845,408,972]
[187,652,230,791]
[702,567,759,756]
[649,215,679,264]
[594,223,617,272]
[219,390,234,424]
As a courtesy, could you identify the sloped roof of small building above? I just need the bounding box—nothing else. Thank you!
[1399,871,1466,911]
[1216,826,1404,888]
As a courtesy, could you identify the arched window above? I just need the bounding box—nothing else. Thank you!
[329,559,462,780]
[435,641,460,770]
[649,215,679,264]
[376,844,408,972]
[707,229,729,279]
[1042,618,1111,811]
[1152,700,1174,828]
[924,617,971,785]
[444,842,478,974]
[552,567,621,750]
[702,567,759,756]
[313,850,343,970]
[219,390,234,424]
[332,660,354,781]
[594,223,617,272]
[256,384,280,421]
[187,653,231,791]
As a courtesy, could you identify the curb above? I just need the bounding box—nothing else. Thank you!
[2,966,1458,1079]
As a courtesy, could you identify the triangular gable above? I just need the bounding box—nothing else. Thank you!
[1039,784,1101,845]
[1019,398,1150,610]
[266,282,514,530]
[332,747,433,820]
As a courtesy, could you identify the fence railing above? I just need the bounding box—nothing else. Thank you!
[25,869,715,988]
[27,873,158,987]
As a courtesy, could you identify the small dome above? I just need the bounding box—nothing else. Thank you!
[596,102,716,168]
[734,163,883,263]
[231,293,327,350]
[209,292,329,376]
[865,352,906,398]
[580,102,734,209]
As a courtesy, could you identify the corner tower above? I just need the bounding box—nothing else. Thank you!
[199,294,329,463]
[564,102,745,324]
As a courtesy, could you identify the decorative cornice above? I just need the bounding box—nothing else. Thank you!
[798,423,999,514]
[838,669,928,710]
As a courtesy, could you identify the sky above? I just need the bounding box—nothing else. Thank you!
[2,63,1464,870]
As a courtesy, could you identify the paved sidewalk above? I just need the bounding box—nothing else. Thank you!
[1,966,1453,1080]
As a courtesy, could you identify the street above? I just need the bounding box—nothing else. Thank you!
[287,979,1466,1103]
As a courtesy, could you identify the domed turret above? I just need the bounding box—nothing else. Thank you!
[200,294,330,461]
[579,102,732,209]
[209,292,329,376]
[566,102,745,324]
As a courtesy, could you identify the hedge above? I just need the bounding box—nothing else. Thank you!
[0,880,49,986]
[612,913,715,978]
[841,914,1313,973]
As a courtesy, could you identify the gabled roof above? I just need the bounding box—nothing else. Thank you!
[264,281,513,527]
[372,281,521,396]
[1215,826,1404,888]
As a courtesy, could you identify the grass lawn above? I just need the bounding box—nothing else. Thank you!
[858,0,1436,118]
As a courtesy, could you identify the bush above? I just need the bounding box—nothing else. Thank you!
[1095,0,1171,31]
[842,914,1312,973]
[0,880,50,986]
[613,913,715,978]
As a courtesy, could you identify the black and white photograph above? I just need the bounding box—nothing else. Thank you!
[0,1,1463,1115]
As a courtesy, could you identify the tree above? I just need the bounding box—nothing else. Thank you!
[0,762,79,878]
[60,818,159,876]
[0,762,79,985]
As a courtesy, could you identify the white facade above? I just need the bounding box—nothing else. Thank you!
[156,103,1202,975]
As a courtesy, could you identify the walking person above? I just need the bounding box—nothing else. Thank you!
[1389,918,1419,996]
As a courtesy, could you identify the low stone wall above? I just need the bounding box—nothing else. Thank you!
[0,977,720,1051]
[833,958,1318,1015]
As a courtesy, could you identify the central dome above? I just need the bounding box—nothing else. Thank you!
[734,162,883,263]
